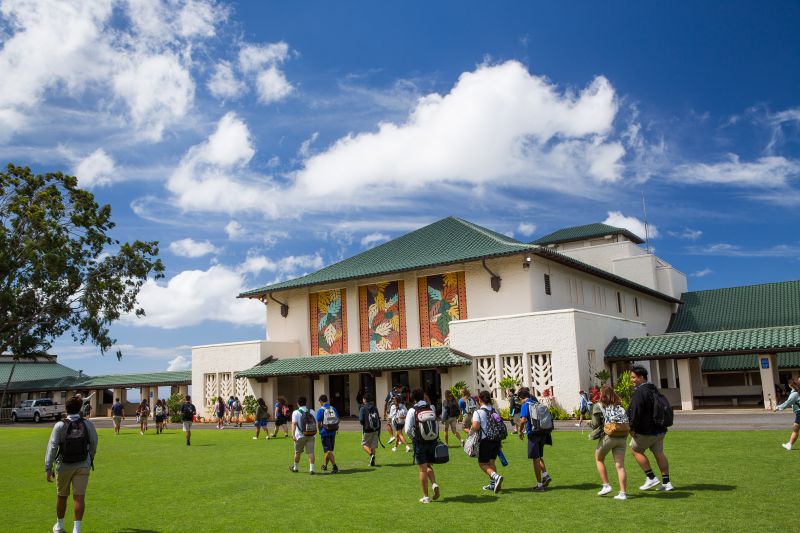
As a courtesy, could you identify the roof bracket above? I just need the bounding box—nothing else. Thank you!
[268,294,289,318]
[482,259,501,292]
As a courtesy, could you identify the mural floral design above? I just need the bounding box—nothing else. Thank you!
[419,272,466,346]
[310,289,347,355]
[360,281,405,351]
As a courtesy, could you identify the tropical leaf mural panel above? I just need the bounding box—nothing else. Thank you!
[310,289,347,355]
[359,280,406,351]
[419,272,467,347]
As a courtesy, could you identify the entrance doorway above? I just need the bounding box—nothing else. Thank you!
[421,369,441,410]
[359,373,375,404]
[329,375,350,416]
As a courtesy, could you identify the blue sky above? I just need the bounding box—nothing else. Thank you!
[1,1,798,377]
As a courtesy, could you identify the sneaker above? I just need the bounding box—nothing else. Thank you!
[533,485,546,492]
[598,485,613,496]
[640,477,661,491]
[432,483,440,501]
[542,474,553,487]
[419,496,430,504]
[369,454,376,467]
[309,471,314,475]
[186,441,190,446]
[574,423,580,427]
[321,464,327,471]
[392,447,397,452]
[332,465,339,474]
[482,483,496,491]
[252,437,258,440]
[406,445,411,452]
[493,475,503,493]
[53,524,65,533]
[657,482,674,491]
[139,431,144,435]
[614,492,627,500]
[782,442,793,451]
[290,466,298,473]
[388,436,396,444]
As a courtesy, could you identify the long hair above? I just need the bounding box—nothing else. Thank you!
[599,385,621,406]
[478,390,493,405]
[789,380,800,393]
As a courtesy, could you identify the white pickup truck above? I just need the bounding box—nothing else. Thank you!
[11,398,62,423]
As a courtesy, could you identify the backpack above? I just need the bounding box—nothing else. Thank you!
[299,408,317,436]
[652,389,674,428]
[322,406,340,432]
[480,407,508,441]
[364,406,381,432]
[526,400,554,434]
[394,406,408,424]
[413,405,439,442]
[602,405,630,438]
[180,403,195,422]
[465,397,478,416]
[60,418,90,464]
[155,405,164,416]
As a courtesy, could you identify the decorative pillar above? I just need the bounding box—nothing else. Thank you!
[676,359,695,411]
[374,373,390,417]
[178,385,189,398]
[312,375,327,406]
[88,390,99,418]
[758,354,779,410]
[666,359,677,389]
[140,386,149,410]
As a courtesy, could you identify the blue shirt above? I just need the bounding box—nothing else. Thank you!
[458,398,466,414]
[316,403,339,437]
[519,398,539,436]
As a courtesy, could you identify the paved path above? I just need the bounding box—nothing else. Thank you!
[3,409,795,431]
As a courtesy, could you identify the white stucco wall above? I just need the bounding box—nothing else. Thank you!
[449,309,647,407]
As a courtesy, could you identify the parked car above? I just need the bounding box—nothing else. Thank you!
[11,398,62,423]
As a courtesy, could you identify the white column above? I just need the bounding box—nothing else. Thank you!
[313,375,327,405]
[666,359,677,389]
[88,390,99,418]
[676,359,695,411]
[758,354,779,410]
[494,353,503,399]
[650,360,661,388]
[148,387,157,413]
[178,385,188,398]
[374,373,390,416]
[348,374,360,415]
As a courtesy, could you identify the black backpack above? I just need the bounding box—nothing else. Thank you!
[364,406,381,432]
[652,389,674,428]
[481,407,508,441]
[61,418,90,464]
[180,403,195,421]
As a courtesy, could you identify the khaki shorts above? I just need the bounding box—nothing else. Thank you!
[596,435,627,459]
[443,417,460,434]
[112,416,122,426]
[630,433,665,454]
[361,431,379,450]
[56,467,90,497]
[294,436,315,455]
[182,421,193,432]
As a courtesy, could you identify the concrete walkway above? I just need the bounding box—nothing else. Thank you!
[4,409,795,431]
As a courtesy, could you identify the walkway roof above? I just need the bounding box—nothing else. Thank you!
[701,352,800,372]
[236,347,472,379]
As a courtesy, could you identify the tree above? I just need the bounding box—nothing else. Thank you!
[0,163,165,408]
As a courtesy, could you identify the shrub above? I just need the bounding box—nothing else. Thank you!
[242,395,257,416]
[547,404,571,420]
[166,393,183,423]
[498,377,519,391]
[614,371,635,409]
[498,407,510,420]
[449,380,467,399]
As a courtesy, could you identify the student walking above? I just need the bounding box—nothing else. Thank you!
[45,395,98,533]
[508,388,520,434]
[215,397,227,429]
[589,385,628,500]
[136,400,150,435]
[232,397,242,428]
[180,395,196,446]
[517,388,554,491]
[290,396,317,474]
[404,388,441,504]
[384,384,402,444]
[359,392,381,466]
[316,394,340,473]
[272,397,290,438]
[388,395,411,452]
[253,398,270,440]
[471,390,506,493]
[441,389,464,447]
[459,388,478,434]
[776,379,800,450]
[153,399,166,435]
[628,365,673,491]
[110,398,124,436]
[576,390,591,427]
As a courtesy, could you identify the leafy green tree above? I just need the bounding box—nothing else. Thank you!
[614,370,635,409]
[0,164,164,408]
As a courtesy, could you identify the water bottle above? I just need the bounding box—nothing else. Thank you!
[498,449,509,467]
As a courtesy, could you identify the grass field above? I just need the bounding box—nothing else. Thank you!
[2,426,794,532]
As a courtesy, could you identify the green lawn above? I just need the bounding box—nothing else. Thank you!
[2,426,793,532]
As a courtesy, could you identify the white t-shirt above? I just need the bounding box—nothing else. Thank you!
[291,407,312,439]
[389,403,407,424]
[472,405,495,437]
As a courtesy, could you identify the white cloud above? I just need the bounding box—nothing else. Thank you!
[224,220,246,239]
[238,42,290,72]
[237,253,324,276]
[208,61,245,100]
[668,227,702,240]
[671,155,800,187]
[298,132,319,158]
[168,237,220,257]
[516,222,536,237]
[73,148,116,188]
[691,268,713,278]
[603,211,659,240]
[360,232,390,248]
[255,66,293,104]
[167,354,192,371]
[687,243,800,257]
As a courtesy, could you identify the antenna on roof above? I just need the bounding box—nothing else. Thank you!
[641,191,651,254]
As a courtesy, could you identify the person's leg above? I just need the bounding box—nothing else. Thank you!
[187,429,191,444]
[631,449,652,472]
[595,449,610,485]
[532,459,542,483]
[444,425,449,445]
[56,496,67,519]
[613,448,627,493]
[789,423,800,446]
[653,450,669,476]
[417,465,429,498]
[73,495,85,520]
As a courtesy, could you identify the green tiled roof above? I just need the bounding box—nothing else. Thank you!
[701,352,800,372]
[0,357,81,384]
[605,324,800,360]
[239,217,531,297]
[531,223,645,246]
[668,280,800,333]
[236,347,472,378]
[238,216,679,303]
[1,365,191,392]
[78,371,191,388]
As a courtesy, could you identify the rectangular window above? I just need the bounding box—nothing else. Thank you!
[634,297,639,317]
[616,291,622,313]
[544,274,551,295]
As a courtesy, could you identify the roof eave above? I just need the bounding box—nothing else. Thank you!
[605,345,800,362]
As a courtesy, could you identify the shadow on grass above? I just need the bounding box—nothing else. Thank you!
[375,462,416,468]
[679,483,736,491]
[536,483,597,491]
[115,529,161,533]
[440,494,498,504]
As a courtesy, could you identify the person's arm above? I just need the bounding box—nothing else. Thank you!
[44,422,62,478]
[776,391,799,411]
[518,402,528,438]
[358,406,365,426]
[290,413,298,440]
[87,421,98,464]
[404,407,415,435]
[470,409,481,434]
[316,408,324,430]
[589,403,603,431]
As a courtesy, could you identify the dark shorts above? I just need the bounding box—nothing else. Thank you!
[393,421,404,432]
[413,440,438,465]
[155,415,165,422]
[321,434,336,452]
[527,434,546,459]
[255,418,268,427]
[794,411,800,425]
[478,438,501,463]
